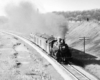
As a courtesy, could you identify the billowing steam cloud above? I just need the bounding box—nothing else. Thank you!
[5,1,68,39]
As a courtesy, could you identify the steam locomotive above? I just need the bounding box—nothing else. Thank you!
[30,33,72,63]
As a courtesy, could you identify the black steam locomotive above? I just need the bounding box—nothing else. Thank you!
[30,33,72,63]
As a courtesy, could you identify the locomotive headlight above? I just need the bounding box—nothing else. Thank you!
[62,46,65,49]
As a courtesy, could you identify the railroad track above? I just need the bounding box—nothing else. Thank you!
[46,55,98,80]
[30,39,98,80]
[30,40,98,80]
[62,63,91,80]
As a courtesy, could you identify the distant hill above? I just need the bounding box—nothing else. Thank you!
[53,9,100,21]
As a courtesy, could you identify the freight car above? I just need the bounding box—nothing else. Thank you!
[30,33,72,63]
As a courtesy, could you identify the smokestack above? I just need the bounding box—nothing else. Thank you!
[57,21,68,40]
[57,37,65,45]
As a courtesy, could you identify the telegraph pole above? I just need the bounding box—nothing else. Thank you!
[79,37,90,53]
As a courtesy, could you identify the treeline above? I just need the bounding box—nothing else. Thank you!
[53,9,100,21]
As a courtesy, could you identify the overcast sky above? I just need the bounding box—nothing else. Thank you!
[0,0,100,15]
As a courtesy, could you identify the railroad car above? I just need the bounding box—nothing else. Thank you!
[30,33,72,63]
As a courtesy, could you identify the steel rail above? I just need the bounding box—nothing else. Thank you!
[62,64,91,80]
[69,62,90,79]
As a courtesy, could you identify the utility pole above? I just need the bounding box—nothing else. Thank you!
[79,37,90,53]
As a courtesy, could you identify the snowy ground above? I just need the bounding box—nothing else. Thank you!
[0,32,63,80]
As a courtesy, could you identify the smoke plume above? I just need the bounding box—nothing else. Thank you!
[5,1,68,39]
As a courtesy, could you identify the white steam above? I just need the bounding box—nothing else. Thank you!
[5,1,68,39]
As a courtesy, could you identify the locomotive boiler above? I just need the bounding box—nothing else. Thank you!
[30,33,72,63]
